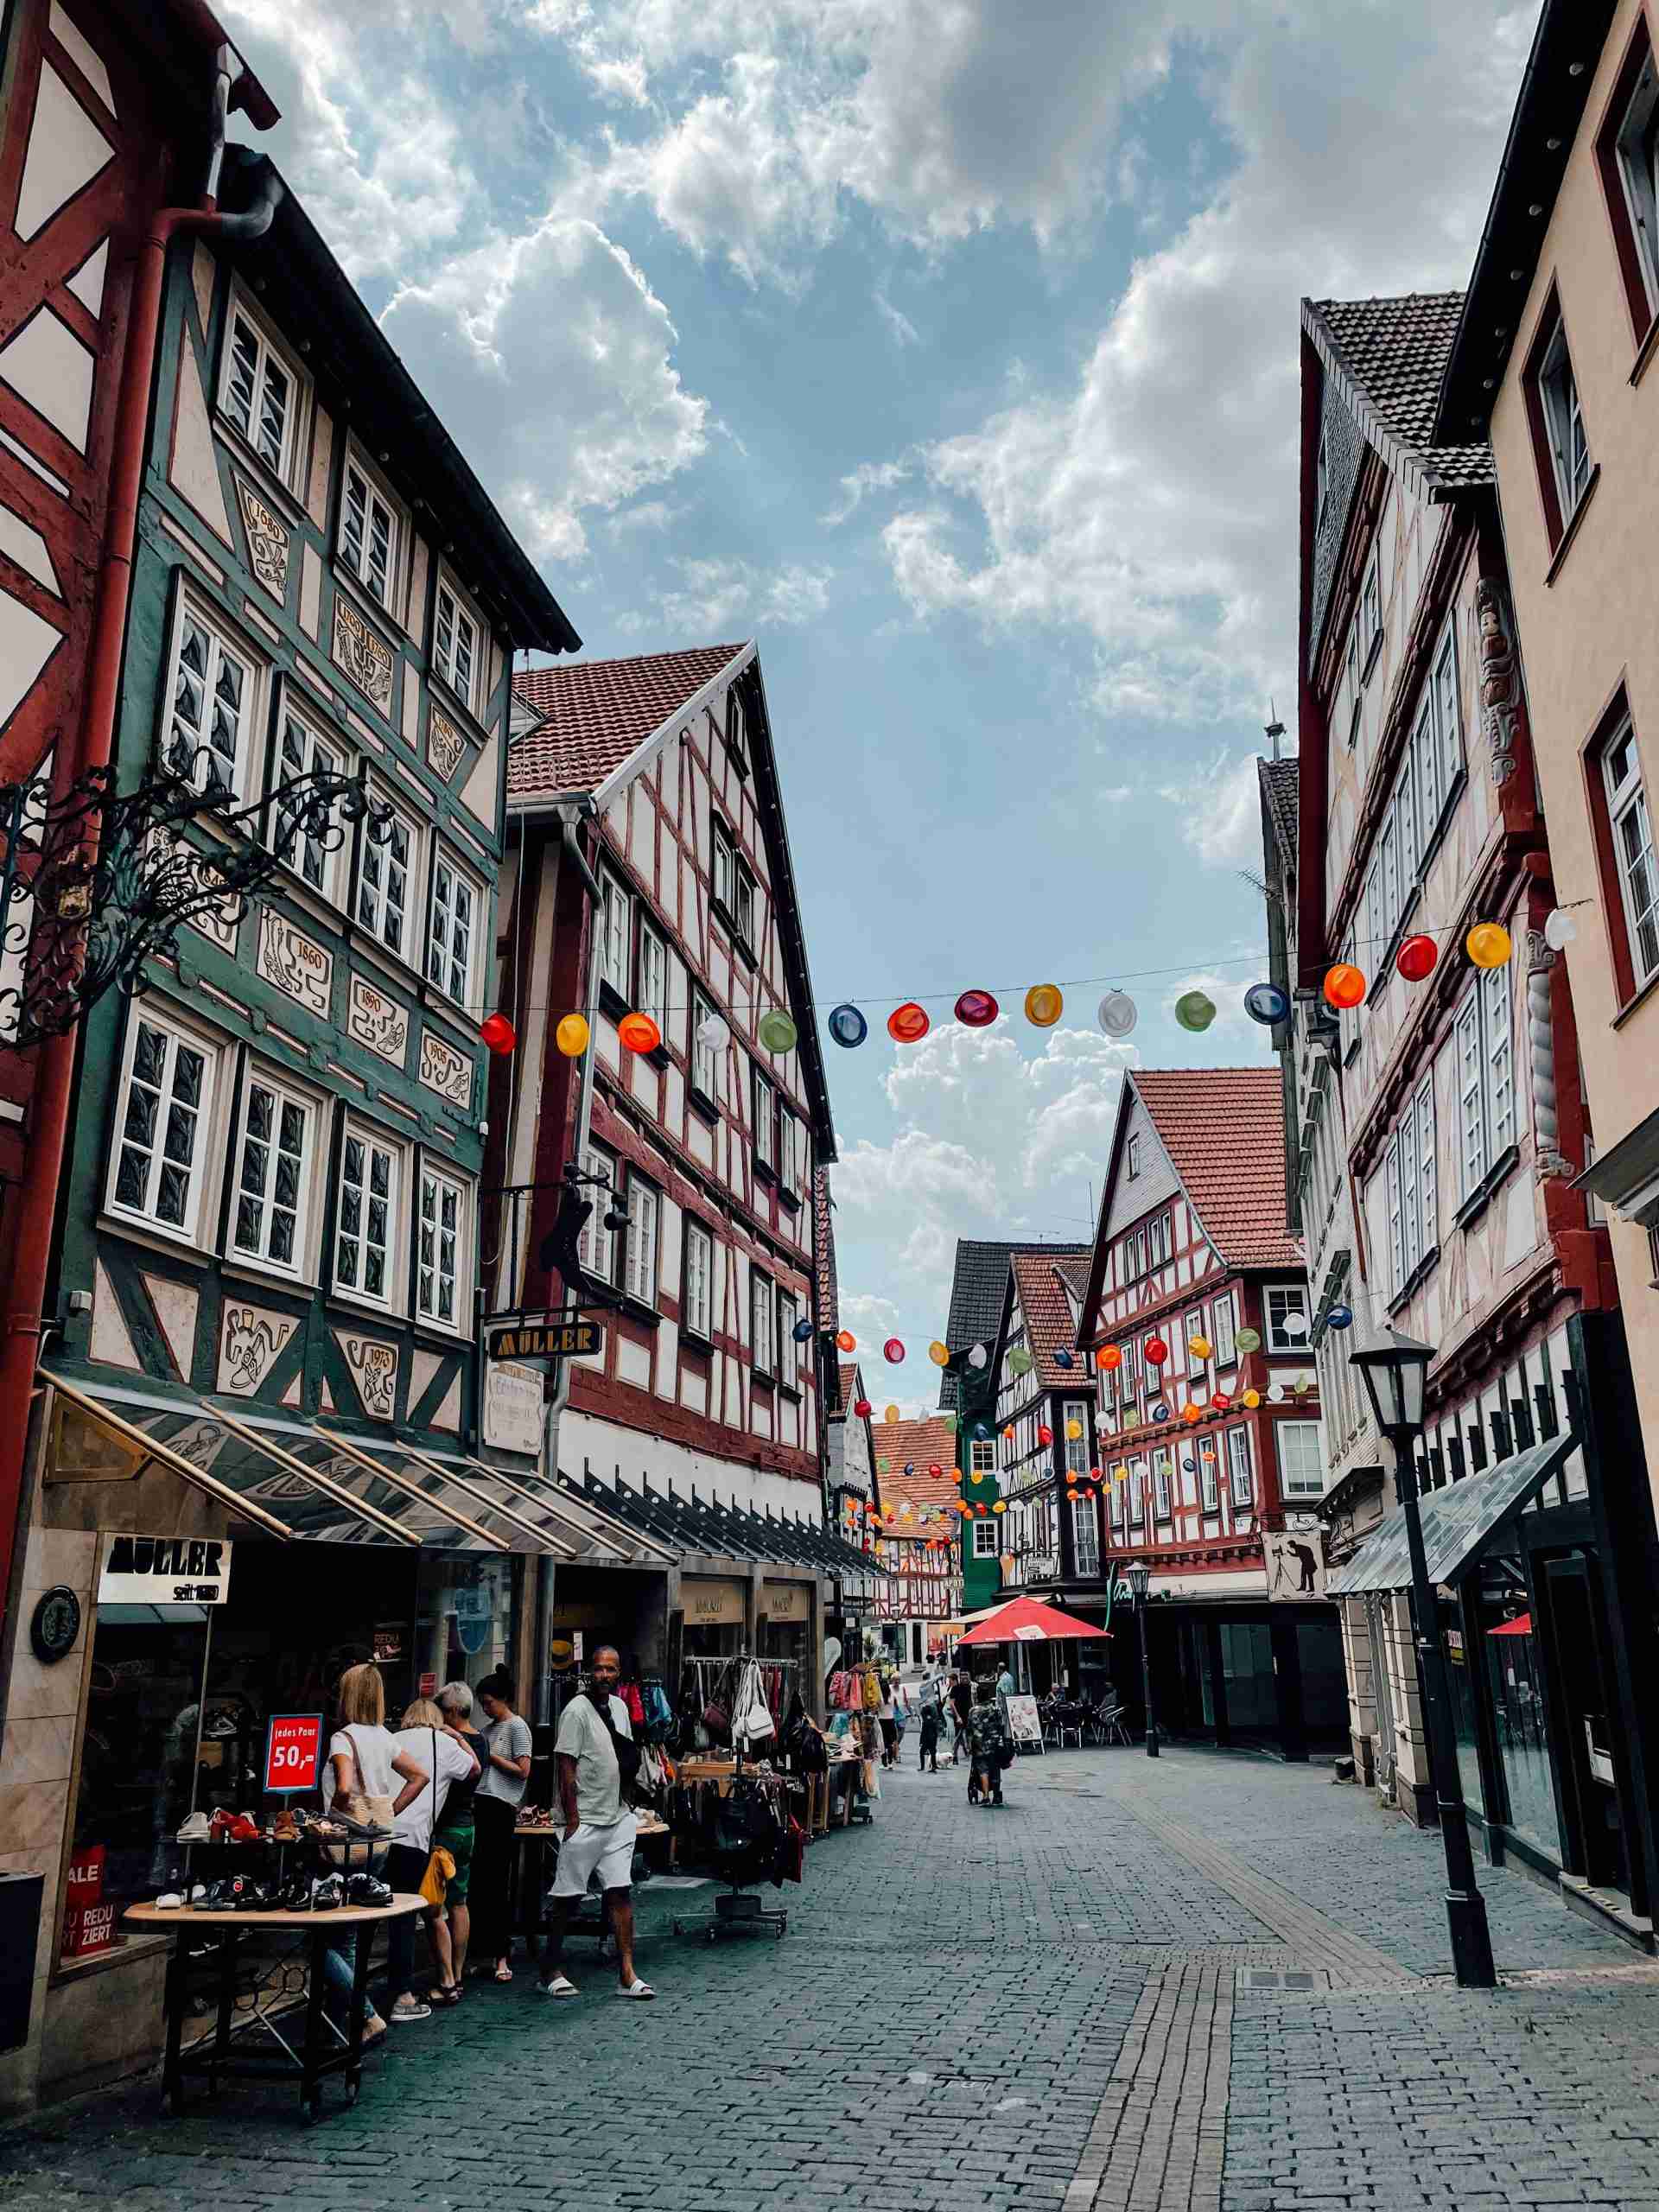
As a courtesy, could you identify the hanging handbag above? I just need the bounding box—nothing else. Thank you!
[337,1726,396,1831]
[417,1731,451,1904]
[736,1662,776,1747]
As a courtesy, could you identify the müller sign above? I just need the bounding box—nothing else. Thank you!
[98,1535,233,1606]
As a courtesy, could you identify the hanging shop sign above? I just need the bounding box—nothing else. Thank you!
[483,1359,543,1456]
[485,1317,604,1362]
[762,1582,810,1623]
[684,1577,746,1626]
[98,1535,232,1606]
[263,1713,326,1796]
[453,1579,495,1656]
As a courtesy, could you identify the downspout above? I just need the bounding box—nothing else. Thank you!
[0,54,282,1632]
[534,804,604,1720]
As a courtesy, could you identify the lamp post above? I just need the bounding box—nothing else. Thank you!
[1127,1561,1157,1758]
[1350,1329,1496,1989]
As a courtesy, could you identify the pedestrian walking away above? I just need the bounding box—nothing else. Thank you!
[539,1645,655,2002]
[393,1691,482,2007]
[968,1677,1010,1808]
[918,1696,941,1772]
[470,1670,533,1983]
[948,1668,974,1765]
[876,1674,898,1767]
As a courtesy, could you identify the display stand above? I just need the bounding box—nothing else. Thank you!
[672,1653,798,1944]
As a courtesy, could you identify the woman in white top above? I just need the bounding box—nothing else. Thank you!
[393,1698,480,2009]
[327,1663,429,2024]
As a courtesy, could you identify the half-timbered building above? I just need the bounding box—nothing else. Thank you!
[868,1415,962,1669]
[1299,289,1659,1932]
[1079,1068,1345,1758]
[492,644,843,1662]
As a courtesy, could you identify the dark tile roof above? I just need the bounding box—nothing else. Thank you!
[510,644,746,801]
[812,1168,837,1337]
[938,1238,1064,1408]
[1305,293,1492,493]
[1009,1250,1092,1389]
[1132,1069,1302,1270]
[1258,756,1299,868]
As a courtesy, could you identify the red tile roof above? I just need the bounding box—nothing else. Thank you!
[1131,1068,1300,1269]
[836,1361,862,1410]
[812,1167,838,1335]
[1008,1249,1091,1389]
[510,644,747,801]
[870,1416,960,1534]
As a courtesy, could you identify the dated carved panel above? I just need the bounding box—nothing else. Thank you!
[330,594,393,715]
[256,905,333,1018]
[233,478,290,601]
[418,1027,472,1110]
[347,973,408,1065]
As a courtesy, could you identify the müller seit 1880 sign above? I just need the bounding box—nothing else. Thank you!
[485,1318,604,1361]
[98,1535,232,1605]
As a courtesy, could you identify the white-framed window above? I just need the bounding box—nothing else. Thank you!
[1199,1442,1220,1514]
[338,449,402,612]
[1539,317,1592,519]
[598,874,630,1001]
[1184,1307,1209,1378]
[108,1011,219,1242]
[1264,1284,1310,1353]
[779,1108,804,1197]
[753,1069,775,1168]
[416,1162,469,1330]
[432,575,480,713]
[1128,1460,1145,1525]
[1148,1211,1171,1266]
[334,1122,399,1306]
[1211,1294,1236,1368]
[734,861,755,945]
[712,820,734,914]
[1127,1134,1142,1179]
[1152,1452,1172,1519]
[1063,1401,1090,1477]
[778,1287,801,1377]
[1227,1425,1253,1507]
[577,1145,618,1287]
[1277,1421,1326,1502]
[163,596,259,802]
[1338,926,1360,1058]
[1361,543,1381,656]
[270,696,346,900]
[637,923,667,1036]
[1072,1497,1099,1578]
[217,295,305,487]
[970,1439,996,1476]
[1456,960,1516,1198]
[683,1218,713,1338]
[1109,1468,1125,1526]
[426,849,480,1007]
[691,992,721,1102]
[751,1269,775,1376]
[1345,618,1363,746]
[624,1176,659,1308]
[1408,693,1440,875]
[355,795,418,963]
[1433,628,1463,798]
[229,1068,313,1274]
[1617,47,1659,310]
[1385,1072,1438,1293]
[971,1518,1000,1560]
[1603,718,1659,988]
[1131,1229,1147,1278]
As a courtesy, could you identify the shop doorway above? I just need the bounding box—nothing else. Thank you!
[1538,1554,1628,1895]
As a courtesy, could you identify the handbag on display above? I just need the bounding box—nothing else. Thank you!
[736,1662,776,1748]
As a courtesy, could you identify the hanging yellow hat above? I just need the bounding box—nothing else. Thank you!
[1065,1419,1083,1441]
[556,1013,590,1057]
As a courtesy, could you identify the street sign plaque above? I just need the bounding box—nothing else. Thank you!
[485,1316,604,1361]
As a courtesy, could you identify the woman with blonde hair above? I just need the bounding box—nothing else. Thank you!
[327,1663,430,2023]
[391,1694,479,2008]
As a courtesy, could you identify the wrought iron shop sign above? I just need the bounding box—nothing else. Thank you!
[0,748,391,1046]
[484,1317,604,1362]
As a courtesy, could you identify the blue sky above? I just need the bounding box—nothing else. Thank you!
[224,0,1530,1405]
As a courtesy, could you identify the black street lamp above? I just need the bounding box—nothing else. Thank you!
[1350,1328,1496,1990]
[1127,1560,1157,1758]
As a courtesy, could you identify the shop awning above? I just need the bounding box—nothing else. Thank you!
[1325,1433,1575,1597]
[42,1375,615,1557]
[1488,1611,1533,1637]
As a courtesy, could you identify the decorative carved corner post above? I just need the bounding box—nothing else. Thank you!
[1476,575,1521,786]
[1525,930,1573,1181]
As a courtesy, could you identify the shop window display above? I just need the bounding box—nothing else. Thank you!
[60,1604,211,1964]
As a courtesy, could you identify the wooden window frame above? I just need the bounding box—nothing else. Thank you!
[432,568,482,718]
[1522,291,1592,551]
[1595,11,1659,346]
[333,1117,405,1314]
[216,288,310,493]
[1585,696,1659,1003]
[227,1062,318,1281]
[682,1217,714,1343]
[750,1265,775,1378]
[337,442,406,618]
[106,1007,223,1246]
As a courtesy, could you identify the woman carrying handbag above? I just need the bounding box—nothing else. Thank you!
[323,1664,429,2030]
[391,1698,480,2011]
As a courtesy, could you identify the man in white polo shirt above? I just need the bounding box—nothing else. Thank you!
[538,1646,655,2001]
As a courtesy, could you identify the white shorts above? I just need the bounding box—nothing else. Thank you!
[550,1813,637,1898]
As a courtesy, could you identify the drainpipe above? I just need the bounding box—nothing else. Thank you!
[0,54,282,1636]
[534,805,604,1720]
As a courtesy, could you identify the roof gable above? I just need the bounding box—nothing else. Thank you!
[509,644,747,804]
[1303,293,1493,499]
[871,1417,960,1529]
[1007,1250,1091,1390]
[938,1237,1066,1407]
[1131,1069,1301,1273]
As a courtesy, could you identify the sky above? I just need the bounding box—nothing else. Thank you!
[223,0,1533,1413]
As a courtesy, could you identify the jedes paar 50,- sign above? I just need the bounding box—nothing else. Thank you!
[98,1535,233,1606]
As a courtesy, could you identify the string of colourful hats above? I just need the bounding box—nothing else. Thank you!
[474,906,1580,1062]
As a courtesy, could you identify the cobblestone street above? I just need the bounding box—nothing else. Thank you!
[3,1747,1658,2212]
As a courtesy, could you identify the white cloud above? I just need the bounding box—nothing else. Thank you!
[822,458,912,527]
[868,1,1532,721]
[1157,748,1263,867]
[620,556,833,636]
[874,288,918,347]
[379,218,709,564]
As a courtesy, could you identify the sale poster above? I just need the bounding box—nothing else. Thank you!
[263,1713,325,1796]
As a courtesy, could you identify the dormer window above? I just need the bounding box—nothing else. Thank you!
[434,574,480,715]
[338,447,403,613]
[217,293,308,491]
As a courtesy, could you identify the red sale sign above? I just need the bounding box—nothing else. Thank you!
[264,1713,325,1796]
[61,1846,114,1959]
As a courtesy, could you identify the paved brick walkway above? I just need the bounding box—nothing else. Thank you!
[1,1745,1656,2209]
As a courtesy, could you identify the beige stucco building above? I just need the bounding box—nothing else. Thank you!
[1438,0,1659,1517]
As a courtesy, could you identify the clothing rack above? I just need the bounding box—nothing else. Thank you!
[683,1653,799,1780]
[673,1653,802,1943]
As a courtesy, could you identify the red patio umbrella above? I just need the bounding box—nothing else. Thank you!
[956,1594,1111,1646]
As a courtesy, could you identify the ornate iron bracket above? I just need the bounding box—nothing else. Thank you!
[0,748,392,1046]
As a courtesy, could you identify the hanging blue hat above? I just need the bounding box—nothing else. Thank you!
[972,1421,990,1440]
[828,1002,868,1047]
[791,1317,814,1344]
[1149,1400,1171,1424]
[1054,1349,1074,1369]
[1326,1304,1354,1331]
[1243,982,1289,1026]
